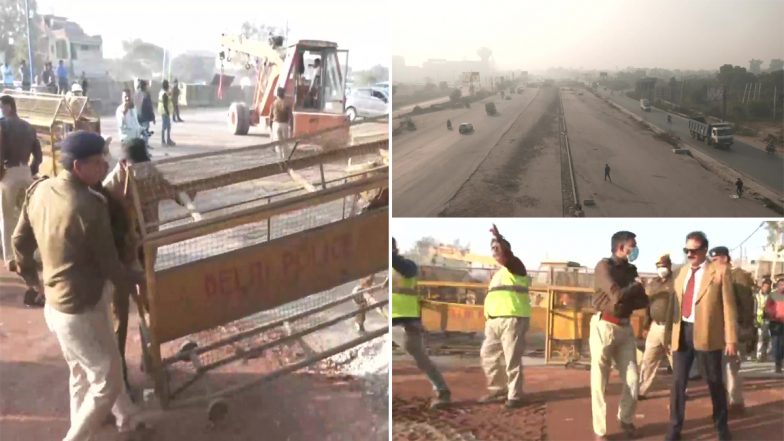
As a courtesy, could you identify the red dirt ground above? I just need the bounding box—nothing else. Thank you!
[0,270,387,441]
[393,360,784,441]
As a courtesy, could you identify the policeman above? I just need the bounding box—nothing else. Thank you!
[1,95,42,282]
[590,231,648,441]
[12,131,148,440]
[639,253,675,399]
[478,224,531,409]
[710,246,755,414]
[391,237,451,409]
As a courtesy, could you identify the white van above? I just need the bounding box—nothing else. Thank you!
[640,98,651,111]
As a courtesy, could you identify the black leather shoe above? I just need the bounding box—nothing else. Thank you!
[665,431,682,441]
[505,398,524,409]
[23,288,45,308]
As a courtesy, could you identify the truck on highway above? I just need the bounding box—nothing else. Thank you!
[485,102,497,116]
[688,118,734,149]
[640,98,651,111]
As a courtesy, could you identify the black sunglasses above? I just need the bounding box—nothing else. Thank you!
[683,247,705,255]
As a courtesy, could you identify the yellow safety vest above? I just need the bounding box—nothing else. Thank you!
[158,90,171,115]
[391,270,419,319]
[484,266,531,318]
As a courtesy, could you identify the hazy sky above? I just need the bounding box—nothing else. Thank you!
[36,0,389,70]
[393,218,773,273]
[391,0,784,71]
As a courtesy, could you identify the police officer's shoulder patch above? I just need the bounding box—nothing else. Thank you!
[25,175,50,198]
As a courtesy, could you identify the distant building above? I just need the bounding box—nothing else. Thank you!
[38,15,106,76]
[393,55,491,87]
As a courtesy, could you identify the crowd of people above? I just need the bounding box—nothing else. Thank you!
[3,58,88,96]
[392,228,784,441]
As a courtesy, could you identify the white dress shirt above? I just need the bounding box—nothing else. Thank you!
[681,259,708,323]
[116,105,142,141]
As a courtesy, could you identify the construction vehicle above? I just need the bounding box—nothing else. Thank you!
[219,34,349,142]
[688,117,734,149]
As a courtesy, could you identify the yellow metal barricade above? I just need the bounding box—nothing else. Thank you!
[128,122,389,415]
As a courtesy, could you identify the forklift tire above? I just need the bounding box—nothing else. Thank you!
[229,102,250,135]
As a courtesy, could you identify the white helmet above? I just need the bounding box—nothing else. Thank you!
[70,83,83,93]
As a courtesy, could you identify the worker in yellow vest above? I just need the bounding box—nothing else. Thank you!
[391,237,451,409]
[478,224,531,409]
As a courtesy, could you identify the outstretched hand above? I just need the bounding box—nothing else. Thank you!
[490,223,502,239]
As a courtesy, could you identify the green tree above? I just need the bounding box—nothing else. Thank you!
[0,0,43,68]
[765,221,784,252]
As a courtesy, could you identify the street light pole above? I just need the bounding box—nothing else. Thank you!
[24,0,34,83]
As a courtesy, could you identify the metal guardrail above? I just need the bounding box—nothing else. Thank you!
[558,89,581,216]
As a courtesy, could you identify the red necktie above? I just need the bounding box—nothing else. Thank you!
[681,267,699,318]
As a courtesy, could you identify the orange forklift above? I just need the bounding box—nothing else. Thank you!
[219,34,349,141]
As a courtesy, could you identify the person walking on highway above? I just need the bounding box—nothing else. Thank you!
[604,163,612,183]
[754,278,773,361]
[391,237,451,410]
[158,80,176,146]
[666,231,737,441]
[478,224,531,409]
[735,178,744,198]
[270,87,293,160]
[590,231,648,440]
[710,246,755,415]
[12,131,149,440]
[638,253,675,400]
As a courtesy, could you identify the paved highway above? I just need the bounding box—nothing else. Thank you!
[597,88,784,197]
[392,90,539,216]
[563,90,776,216]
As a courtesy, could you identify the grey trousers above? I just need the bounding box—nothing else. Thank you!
[392,320,449,394]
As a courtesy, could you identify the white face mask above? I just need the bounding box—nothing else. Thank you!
[657,267,670,278]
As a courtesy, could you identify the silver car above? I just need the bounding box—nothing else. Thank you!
[345,87,389,121]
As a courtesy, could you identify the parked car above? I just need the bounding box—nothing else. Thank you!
[458,123,474,134]
[345,87,389,121]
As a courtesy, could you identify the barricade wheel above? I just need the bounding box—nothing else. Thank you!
[208,398,229,423]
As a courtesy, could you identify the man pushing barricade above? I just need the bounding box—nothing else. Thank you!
[12,131,150,440]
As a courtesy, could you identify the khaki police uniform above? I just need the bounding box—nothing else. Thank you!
[590,257,649,437]
[639,276,675,396]
[723,267,755,407]
[12,171,139,440]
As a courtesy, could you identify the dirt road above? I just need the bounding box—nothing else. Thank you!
[0,269,388,441]
[393,358,784,441]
